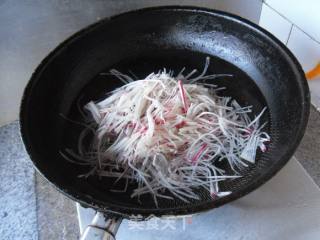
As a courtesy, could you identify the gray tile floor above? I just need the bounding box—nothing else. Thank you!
[0,121,38,240]
[295,106,320,186]
[36,174,79,240]
[0,121,79,239]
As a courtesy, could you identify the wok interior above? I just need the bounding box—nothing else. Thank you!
[22,8,308,216]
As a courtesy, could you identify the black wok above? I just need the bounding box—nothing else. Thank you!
[20,6,309,230]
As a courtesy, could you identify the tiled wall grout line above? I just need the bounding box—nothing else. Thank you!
[285,24,294,45]
[264,2,320,45]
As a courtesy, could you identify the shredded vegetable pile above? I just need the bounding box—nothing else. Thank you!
[62,58,270,206]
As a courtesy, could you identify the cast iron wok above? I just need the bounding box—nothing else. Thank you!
[20,6,309,222]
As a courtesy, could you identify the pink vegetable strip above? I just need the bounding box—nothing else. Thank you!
[210,191,217,199]
[191,143,208,164]
[174,120,186,129]
[178,80,188,113]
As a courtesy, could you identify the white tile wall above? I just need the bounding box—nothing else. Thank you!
[287,26,320,108]
[259,3,320,109]
[259,4,292,43]
[287,27,320,72]
[265,0,320,42]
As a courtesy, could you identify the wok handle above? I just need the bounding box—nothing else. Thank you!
[80,212,122,240]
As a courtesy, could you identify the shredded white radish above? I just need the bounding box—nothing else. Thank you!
[62,57,270,206]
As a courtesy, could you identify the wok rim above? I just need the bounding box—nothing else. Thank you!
[20,5,310,218]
